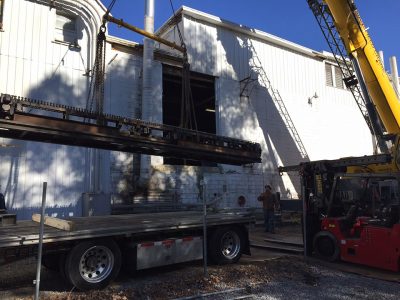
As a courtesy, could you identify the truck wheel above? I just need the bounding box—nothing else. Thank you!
[313,231,340,262]
[208,226,244,264]
[42,253,60,271]
[65,239,121,291]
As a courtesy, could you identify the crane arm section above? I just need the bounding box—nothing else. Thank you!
[324,0,400,135]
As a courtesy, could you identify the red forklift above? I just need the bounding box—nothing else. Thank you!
[280,155,400,271]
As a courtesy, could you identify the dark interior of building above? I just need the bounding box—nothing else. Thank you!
[162,64,216,166]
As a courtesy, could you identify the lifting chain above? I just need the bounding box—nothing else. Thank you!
[85,0,117,123]
[169,0,198,132]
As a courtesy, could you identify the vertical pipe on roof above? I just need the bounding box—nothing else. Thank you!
[143,0,155,121]
[379,51,385,69]
[140,0,155,182]
[389,56,400,97]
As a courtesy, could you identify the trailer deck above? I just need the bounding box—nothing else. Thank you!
[0,211,254,249]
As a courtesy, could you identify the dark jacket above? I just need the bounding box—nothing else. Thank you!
[0,193,6,211]
[258,189,277,211]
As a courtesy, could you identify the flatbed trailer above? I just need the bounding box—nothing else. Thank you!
[0,211,254,290]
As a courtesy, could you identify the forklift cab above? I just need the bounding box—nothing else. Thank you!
[327,174,400,231]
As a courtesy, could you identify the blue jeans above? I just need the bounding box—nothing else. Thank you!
[263,209,275,232]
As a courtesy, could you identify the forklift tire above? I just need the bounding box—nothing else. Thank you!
[313,231,340,262]
[208,226,244,265]
[65,239,121,291]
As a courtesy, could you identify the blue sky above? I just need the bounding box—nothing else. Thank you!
[102,0,400,70]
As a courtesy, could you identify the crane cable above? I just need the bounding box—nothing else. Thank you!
[168,0,185,50]
[169,0,198,132]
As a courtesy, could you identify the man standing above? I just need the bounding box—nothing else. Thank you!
[0,192,6,213]
[258,185,277,233]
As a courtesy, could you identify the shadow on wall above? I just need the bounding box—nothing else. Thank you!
[9,200,83,221]
[105,52,142,205]
[0,14,140,219]
[1,71,90,219]
[0,140,24,212]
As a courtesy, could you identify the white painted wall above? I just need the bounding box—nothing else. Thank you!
[155,7,374,205]
[0,0,108,219]
[0,2,376,217]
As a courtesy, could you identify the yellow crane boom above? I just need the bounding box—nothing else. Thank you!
[324,0,400,135]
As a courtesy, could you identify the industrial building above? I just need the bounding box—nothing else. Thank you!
[1,0,397,219]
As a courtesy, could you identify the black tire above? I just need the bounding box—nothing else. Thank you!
[208,226,244,264]
[65,239,121,291]
[59,252,71,284]
[42,253,61,271]
[313,231,340,262]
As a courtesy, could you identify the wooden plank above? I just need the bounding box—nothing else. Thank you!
[32,214,75,231]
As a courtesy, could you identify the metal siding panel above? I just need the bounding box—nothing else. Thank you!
[30,3,41,63]
[14,58,24,95]
[23,0,34,61]
[195,22,204,72]
[15,0,26,60]
[38,6,48,65]
[209,24,217,76]
[6,0,19,57]
[216,27,224,77]
[195,21,205,72]
[0,54,8,91]
[22,57,31,95]
[186,18,196,71]
[6,56,16,93]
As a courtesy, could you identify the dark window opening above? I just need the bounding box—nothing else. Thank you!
[0,0,5,30]
[162,65,216,166]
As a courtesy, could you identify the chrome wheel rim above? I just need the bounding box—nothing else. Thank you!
[79,246,114,283]
[221,231,240,259]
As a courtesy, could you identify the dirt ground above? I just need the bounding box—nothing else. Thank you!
[1,225,399,300]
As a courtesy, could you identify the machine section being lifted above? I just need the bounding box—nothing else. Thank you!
[0,94,261,165]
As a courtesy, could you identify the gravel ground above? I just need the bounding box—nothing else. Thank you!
[0,255,399,300]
